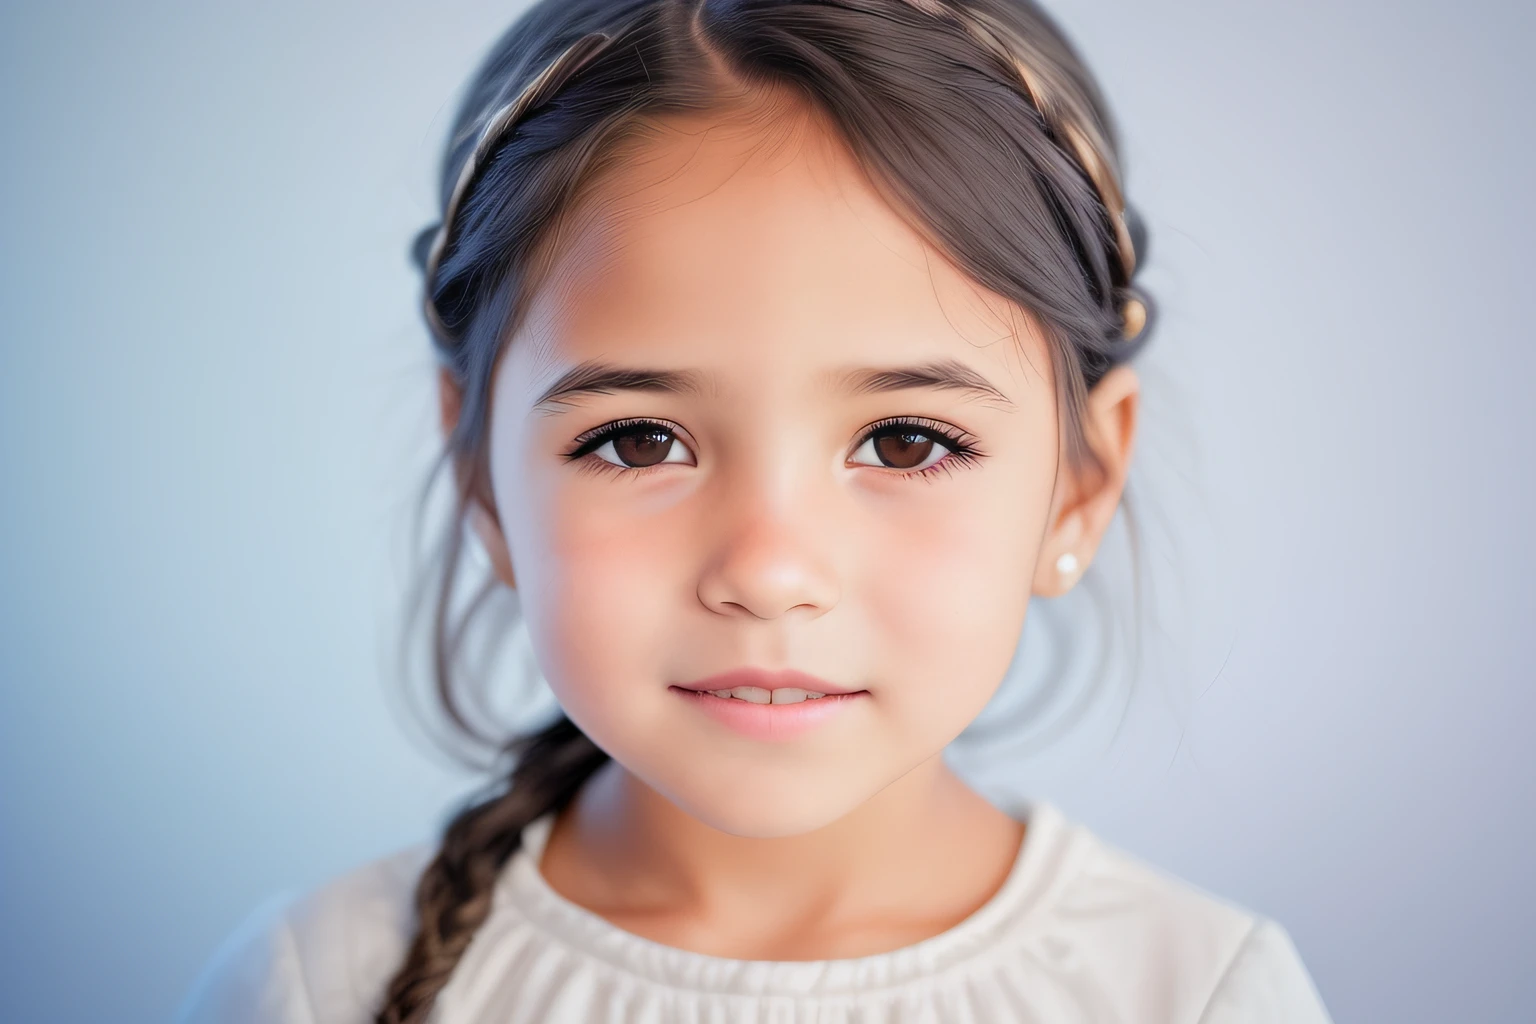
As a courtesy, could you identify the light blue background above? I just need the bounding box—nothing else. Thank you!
[2,1,1531,1021]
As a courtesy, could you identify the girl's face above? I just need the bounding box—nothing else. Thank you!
[474,97,1126,838]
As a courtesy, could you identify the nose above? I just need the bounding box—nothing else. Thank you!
[695,491,842,621]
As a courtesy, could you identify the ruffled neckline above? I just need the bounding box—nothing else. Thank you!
[492,800,1083,997]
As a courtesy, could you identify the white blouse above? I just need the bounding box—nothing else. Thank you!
[177,802,1332,1023]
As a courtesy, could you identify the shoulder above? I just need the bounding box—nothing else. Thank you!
[1197,917,1334,1024]
[1014,806,1332,1023]
[175,842,436,1024]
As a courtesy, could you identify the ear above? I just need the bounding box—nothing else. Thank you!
[1031,364,1139,597]
[438,367,517,590]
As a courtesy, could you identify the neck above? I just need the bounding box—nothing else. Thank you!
[538,754,1026,959]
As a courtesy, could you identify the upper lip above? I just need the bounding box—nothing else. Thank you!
[675,667,864,695]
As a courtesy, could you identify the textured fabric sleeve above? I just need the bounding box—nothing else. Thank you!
[1197,918,1333,1024]
[175,892,319,1024]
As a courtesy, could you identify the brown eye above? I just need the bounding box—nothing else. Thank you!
[875,431,934,469]
[586,423,696,469]
[850,425,953,472]
[612,428,672,466]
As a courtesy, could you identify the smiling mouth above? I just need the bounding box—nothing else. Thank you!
[670,671,868,740]
[691,686,826,704]
[671,668,867,706]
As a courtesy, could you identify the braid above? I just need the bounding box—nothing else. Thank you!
[940,1,1153,344]
[374,717,609,1024]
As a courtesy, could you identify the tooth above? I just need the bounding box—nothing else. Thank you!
[771,688,809,704]
[709,689,733,698]
[729,686,771,704]
[805,692,825,699]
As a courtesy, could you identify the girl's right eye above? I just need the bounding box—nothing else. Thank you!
[563,419,697,470]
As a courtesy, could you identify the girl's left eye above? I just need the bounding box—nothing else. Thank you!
[848,419,981,474]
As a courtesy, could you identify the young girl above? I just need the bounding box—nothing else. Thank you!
[181,0,1332,1021]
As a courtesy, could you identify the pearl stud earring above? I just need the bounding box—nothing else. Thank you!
[1055,552,1079,576]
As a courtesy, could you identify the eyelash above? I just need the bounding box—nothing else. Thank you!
[859,416,987,480]
[560,416,986,480]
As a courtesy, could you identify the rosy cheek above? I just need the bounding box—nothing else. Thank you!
[855,480,1035,700]
[518,483,690,694]
[865,526,990,656]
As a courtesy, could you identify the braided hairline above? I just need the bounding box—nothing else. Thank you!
[952,8,1136,274]
[901,0,1148,340]
[423,0,1147,343]
[422,30,621,343]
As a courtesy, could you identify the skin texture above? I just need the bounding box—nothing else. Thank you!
[440,90,1139,959]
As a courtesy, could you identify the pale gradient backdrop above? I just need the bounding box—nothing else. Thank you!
[1,1,1531,1021]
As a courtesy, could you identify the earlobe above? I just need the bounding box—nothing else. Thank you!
[1031,365,1140,599]
[1032,509,1087,598]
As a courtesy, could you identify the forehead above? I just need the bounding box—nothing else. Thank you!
[504,95,1049,399]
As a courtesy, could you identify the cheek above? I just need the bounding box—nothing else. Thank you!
[499,465,691,710]
[857,467,1049,722]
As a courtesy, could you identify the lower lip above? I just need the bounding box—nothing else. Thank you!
[670,687,867,741]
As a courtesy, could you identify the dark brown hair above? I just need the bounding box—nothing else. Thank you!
[381,1,1154,1019]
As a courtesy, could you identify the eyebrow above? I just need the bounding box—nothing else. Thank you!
[834,359,1015,409]
[531,357,1014,412]
[532,361,707,412]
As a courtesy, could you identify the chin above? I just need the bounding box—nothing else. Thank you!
[651,764,881,839]
[671,792,857,839]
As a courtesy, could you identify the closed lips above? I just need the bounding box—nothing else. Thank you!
[673,667,865,706]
